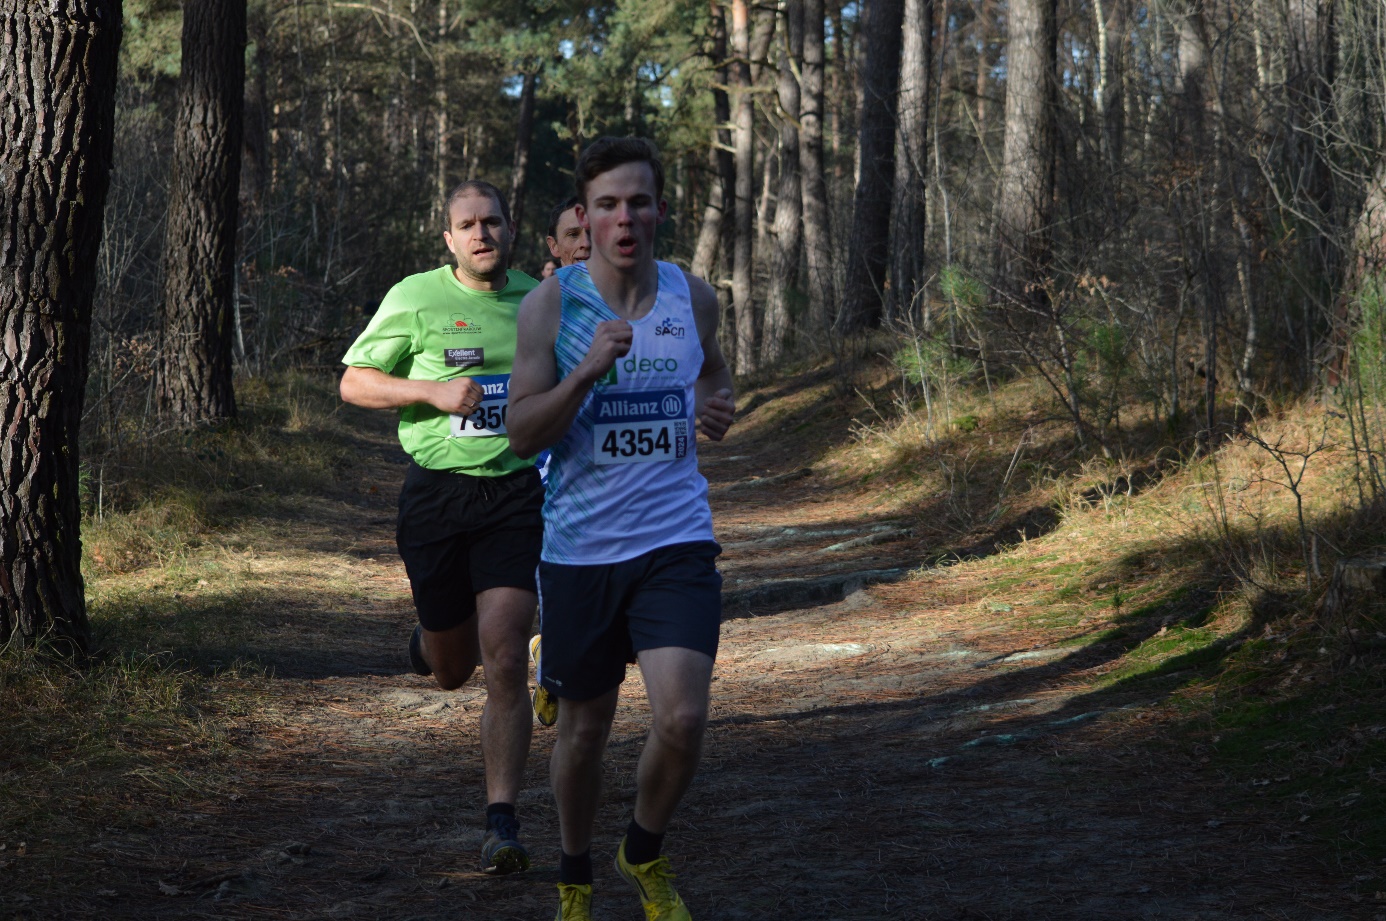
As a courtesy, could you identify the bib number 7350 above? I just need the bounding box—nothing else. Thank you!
[449,373,510,437]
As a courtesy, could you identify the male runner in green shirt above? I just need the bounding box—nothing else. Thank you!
[340,180,541,875]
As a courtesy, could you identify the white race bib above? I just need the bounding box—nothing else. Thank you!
[592,388,689,465]
[449,374,510,437]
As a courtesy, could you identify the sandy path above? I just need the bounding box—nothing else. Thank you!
[42,409,1366,921]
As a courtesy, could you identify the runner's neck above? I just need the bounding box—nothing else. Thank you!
[587,258,659,320]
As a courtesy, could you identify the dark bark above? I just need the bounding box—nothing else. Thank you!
[839,0,906,331]
[889,0,934,322]
[993,0,1058,313]
[510,68,539,241]
[800,0,834,330]
[692,0,734,282]
[762,0,805,365]
[1285,0,1339,387]
[974,0,995,134]
[730,0,775,374]
[0,0,123,651]
[1095,0,1126,184]
[157,0,246,424]
[731,0,756,374]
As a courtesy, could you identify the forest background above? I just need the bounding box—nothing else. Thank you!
[7,0,1386,717]
[6,0,1386,910]
[6,0,1386,692]
[87,0,1386,452]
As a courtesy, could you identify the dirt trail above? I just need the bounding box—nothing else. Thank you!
[46,407,1367,921]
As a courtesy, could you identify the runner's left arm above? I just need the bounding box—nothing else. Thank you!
[687,272,735,442]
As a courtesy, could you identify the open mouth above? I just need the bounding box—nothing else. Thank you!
[616,235,636,255]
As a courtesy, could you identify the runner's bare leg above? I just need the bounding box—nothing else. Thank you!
[552,689,620,853]
[476,586,538,805]
[632,646,715,833]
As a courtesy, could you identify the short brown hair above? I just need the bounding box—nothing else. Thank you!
[547,195,581,238]
[444,180,510,228]
[575,137,665,206]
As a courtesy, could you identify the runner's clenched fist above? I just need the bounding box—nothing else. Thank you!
[577,318,633,384]
[696,387,735,441]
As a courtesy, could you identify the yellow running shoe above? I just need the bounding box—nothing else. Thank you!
[530,634,558,727]
[615,837,692,921]
[554,882,592,921]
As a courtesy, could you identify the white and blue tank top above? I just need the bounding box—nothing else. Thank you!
[542,261,714,565]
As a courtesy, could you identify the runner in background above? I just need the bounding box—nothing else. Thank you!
[545,195,591,267]
[339,180,541,877]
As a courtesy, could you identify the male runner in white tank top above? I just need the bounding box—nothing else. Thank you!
[508,137,735,921]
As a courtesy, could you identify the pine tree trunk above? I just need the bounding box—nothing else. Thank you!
[762,0,805,365]
[156,0,245,425]
[993,0,1057,313]
[800,0,834,331]
[731,0,758,374]
[693,1,736,290]
[840,0,905,331]
[510,68,539,241]
[1094,0,1126,182]
[974,0,994,133]
[889,0,933,322]
[0,0,123,652]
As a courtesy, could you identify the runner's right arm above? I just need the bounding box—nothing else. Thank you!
[340,365,482,414]
[507,278,631,458]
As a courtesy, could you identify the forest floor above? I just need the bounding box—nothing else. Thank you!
[6,366,1385,920]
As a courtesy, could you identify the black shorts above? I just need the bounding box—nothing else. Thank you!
[537,541,722,700]
[396,462,543,632]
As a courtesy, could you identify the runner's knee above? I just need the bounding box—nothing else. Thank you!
[652,704,707,750]
[481,646,529,693]
[432,660,477,691]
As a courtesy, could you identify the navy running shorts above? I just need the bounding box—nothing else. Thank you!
[396,462,543,632]
[537,541,722,700]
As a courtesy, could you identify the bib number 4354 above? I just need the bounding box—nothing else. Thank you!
[591,388,688,465]
[601,426,672,459]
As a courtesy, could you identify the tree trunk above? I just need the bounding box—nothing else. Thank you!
[993,0,1058,312]
[762,0,805,365]
[1094,0,1126,182]
[510,68,539,241]
[692,0,734,282]
[889,0,933,322]
[800,0,834,331]
[0,0,123,652]
[1285,0,1339,387]
[157,0,246,425]
[432,0,450,229]
[974,0,994,134]
[732,0,758,374]
[840,0,906,331]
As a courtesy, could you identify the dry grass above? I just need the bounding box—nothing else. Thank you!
[1,372,404,861]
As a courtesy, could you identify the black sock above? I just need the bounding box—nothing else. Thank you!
[486,802,516,828]
[559,849,593,886]
[623,819,664,865]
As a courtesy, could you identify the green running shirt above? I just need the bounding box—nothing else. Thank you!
[341,265,539,475]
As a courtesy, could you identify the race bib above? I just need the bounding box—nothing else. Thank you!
[592,388,689,465]
[449,374,510,437]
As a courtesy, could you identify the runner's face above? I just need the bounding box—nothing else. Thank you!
[443,192,513,289]
[546,207,590,266]
[578,162,666,270]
